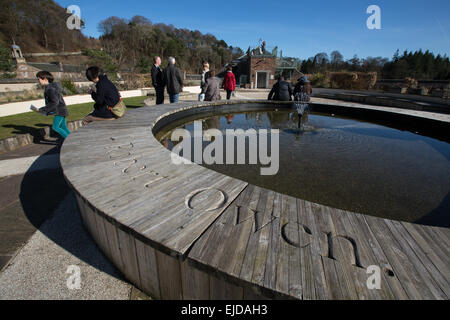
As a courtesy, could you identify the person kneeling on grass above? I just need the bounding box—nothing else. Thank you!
[82,66,121,125]
[30,71,71,141]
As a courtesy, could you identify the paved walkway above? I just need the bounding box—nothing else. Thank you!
[0,192,133,299]
[0,142,149,300]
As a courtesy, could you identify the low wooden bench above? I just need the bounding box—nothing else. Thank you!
[60,100,450,300]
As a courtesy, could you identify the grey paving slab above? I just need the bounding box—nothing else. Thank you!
[0,143,57,161]
[0,192,133,300]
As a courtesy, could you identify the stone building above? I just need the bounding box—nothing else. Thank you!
[226,42,301,89]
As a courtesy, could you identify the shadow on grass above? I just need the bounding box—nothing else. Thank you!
[2,124,61,145]
[34,123,53,128]
[2,124,40,137]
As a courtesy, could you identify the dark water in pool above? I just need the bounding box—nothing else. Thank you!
[157,108,450,227]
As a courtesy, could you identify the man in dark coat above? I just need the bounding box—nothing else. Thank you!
[151,56,165,105]
[268,76,294,101]
[163,57,183,103]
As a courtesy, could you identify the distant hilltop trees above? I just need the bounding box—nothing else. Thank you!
[96,15,243,74]
[383,50,450,80]
[301,50,450,80]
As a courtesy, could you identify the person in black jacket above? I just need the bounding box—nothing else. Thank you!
[200,62,211,91]
[268,76,294,101]
[163,57,183,103]
[83,66,120,125]
[31,71,70,139]
[151,56,164,105]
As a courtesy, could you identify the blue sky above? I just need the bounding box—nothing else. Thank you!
[56,0,450,61]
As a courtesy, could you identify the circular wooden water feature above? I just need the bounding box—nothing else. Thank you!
[60,99,450,300]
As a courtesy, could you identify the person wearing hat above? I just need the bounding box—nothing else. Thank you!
[294,76,312,103]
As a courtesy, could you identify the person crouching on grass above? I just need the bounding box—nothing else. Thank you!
[82,66,120,125]
[30,71,71,141]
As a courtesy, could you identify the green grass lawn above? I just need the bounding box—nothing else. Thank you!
[0,96,149,140]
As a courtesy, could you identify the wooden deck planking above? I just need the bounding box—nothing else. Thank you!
[314,204,359,300]
[116,227,142,289]
[239,188,270,283]
[180,260,210,300]
[415,224,450,261]
[102,218,126,275]
[187,185,256,270]
[272,194,291,297]
[351,213,409,299]
[155,251,183,300]
[284,195,303,298]
[263,192,283,294]
[339,209,396,300]
[385,220,448,299]
[363,215,437,300]
[302,200,329,300]
[401,223,450,285]
[328,208,380,300]
[216,187,260,278]
[209,276,244,300]
[135,238,161,299]
[251,190,276,289]
[61,100,450,300]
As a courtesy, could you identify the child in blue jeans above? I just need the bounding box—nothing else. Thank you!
[31,71,71,139]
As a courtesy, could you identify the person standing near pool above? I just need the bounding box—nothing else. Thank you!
[202,70,221,101]
[163,57,183,103]
[31,71,70,140]
[82,66,120,125]
[222,66,236,100]
[151,56,165,105]
[201,62,211,92]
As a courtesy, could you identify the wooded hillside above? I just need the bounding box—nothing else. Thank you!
[0,0,244,73]
[0,0,96,52]
[96,16,244,73]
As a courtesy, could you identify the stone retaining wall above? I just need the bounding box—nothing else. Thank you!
[0,120,83,154]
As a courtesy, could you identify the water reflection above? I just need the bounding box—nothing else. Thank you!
[157,107,450,227]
